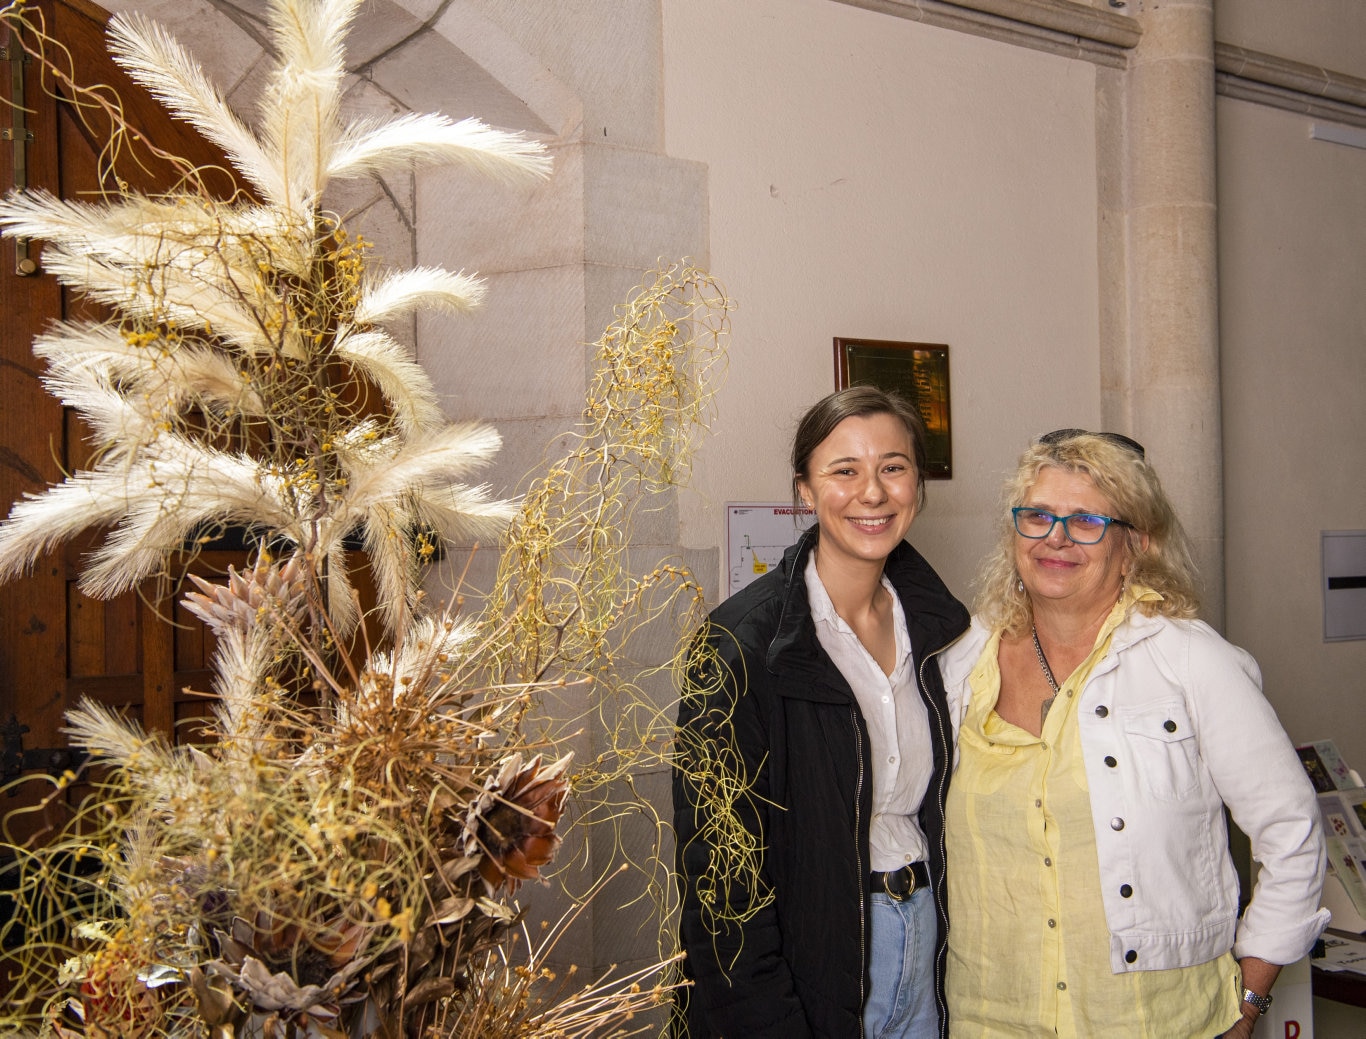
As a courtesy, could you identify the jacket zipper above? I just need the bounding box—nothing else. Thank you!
[851,702,868,1039]
[769,529,962,1036]
[920,645,953,1039]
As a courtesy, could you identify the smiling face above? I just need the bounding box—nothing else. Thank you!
[1015,466,1135,618]
[795,412,920,576]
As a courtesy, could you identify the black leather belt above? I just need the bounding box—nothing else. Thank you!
[869,862,930,901]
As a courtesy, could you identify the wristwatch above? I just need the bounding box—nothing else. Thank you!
[1241,988,1273,1016]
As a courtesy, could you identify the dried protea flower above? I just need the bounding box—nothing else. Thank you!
[207,910,371,1021]
[184,554,308,638]
[465,753,572,893]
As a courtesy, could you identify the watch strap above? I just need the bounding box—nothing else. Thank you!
[1241,988,1273,1016]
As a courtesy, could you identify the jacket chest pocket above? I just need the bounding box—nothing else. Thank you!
[1121,701,1200,801]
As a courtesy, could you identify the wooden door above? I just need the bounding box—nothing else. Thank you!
[0,0,242,820]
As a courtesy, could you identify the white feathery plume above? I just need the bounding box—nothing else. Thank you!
[332,424,513,530]
[205,632,283,758]
[1,0,556,621]
[354,493,516,634]
[106,13,288,206]
[63,700,195,809]
[353,267,487,326]
[354,614,481,710]
[62,699,158,765]
[329,112,551,183]
[35,247,277,353]
[323,538,361,636]
[260,0,360,205]
[0,466,157,582]
[38,365,162,455]
[138,345,265,416]
[75,446,296,597]
[358,502,416,633]
[0,190,303,275]
[36,323,265,419]
[332,329,445,434]
[317,426,515,633]
[405,485,518,545]
[387,614,479,682]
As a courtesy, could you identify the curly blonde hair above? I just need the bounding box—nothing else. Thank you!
[975,431,1200,636]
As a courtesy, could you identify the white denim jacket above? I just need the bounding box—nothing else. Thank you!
[939,609,1330,973]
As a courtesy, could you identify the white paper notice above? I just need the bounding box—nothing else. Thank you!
[726,503,816,598]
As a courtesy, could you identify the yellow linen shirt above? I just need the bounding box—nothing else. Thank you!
[945,591,1242,1038]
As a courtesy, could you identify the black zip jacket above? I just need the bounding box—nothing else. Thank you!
[673,529,969,1039]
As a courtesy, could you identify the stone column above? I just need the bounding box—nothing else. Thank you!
[1109,0,1224,628]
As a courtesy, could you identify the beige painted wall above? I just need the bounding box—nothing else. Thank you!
[1216,0,1366,80]
[1218,95,1366,763]
[663,0,1101,603]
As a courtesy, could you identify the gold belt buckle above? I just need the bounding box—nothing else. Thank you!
[882,865,915,902]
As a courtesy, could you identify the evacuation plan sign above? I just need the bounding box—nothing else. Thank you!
[726,503,817,598]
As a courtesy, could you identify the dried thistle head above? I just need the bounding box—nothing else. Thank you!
[465,753,572,894]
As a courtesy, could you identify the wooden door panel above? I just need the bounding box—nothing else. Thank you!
[1,5,76,804]
[67,585,140,679]
[1,0,244,806]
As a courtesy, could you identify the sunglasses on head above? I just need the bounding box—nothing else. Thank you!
[1037,428,1146,460]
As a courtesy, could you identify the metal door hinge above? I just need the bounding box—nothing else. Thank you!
[2,37,40,276]
[2,715,87,794]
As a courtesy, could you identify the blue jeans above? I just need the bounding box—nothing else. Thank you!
[862,887,939,1038]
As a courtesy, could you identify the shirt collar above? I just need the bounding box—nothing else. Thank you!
[804,554,911,661]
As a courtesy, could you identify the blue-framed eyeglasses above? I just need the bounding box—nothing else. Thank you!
[1012,507,1132,544]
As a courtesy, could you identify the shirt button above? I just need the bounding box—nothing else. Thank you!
[1035,799,1043,808]
[1047,918,1056,928]
[882,695,890,703]
[1111,817,1125,831]
[1104,756,1117,768]
[1120,884,1133,898]
[1057,981,1067,991]
[888,756,896,764]
[1096,705,1109,717]
[1040,741,1048,750]
[1164,719,1178,733]
[1043,857,1052,867]
[1125,950,1138,964]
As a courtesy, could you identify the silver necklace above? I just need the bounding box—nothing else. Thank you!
[1031,625,1061,727]
[1030,625,1061,693]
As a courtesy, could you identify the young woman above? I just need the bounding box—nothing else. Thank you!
[674,386,970,1038]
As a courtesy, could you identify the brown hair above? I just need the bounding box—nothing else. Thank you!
[790,386,928,510]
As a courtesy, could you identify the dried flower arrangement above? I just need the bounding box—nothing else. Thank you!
[0,0,730,1034]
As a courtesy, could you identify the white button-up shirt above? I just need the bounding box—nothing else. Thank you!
[806,555,931,870]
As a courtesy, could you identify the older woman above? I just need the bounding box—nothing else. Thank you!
[674,386,970,1038]
[940,430,1328,1038]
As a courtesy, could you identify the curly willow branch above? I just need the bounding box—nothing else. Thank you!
[0,3,240,201]
[481,261,731,688]
[468,261,733,973]
[673,627,776,946]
